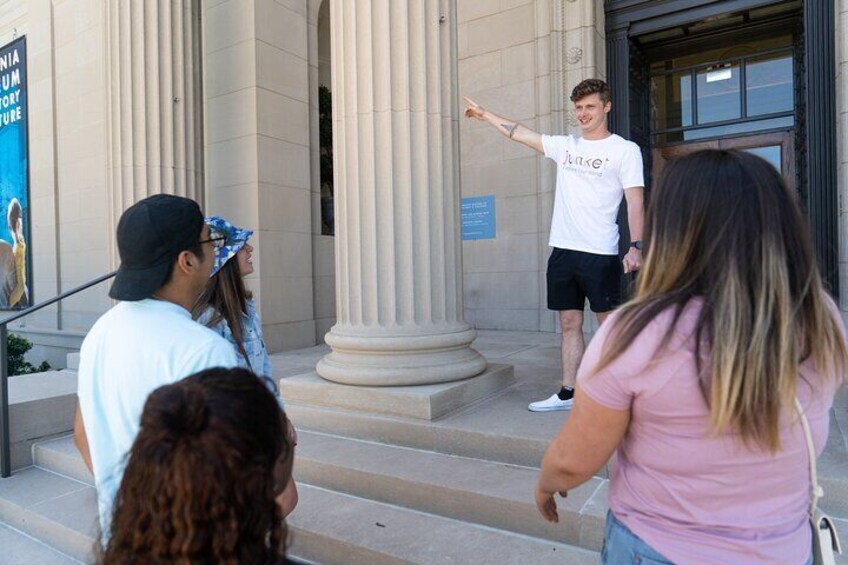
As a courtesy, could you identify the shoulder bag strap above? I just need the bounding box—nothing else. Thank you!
[794,397,824,518]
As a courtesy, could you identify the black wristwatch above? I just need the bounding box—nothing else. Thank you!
[630,241,643,251]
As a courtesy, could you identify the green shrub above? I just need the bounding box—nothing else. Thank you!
[8,333,51,376]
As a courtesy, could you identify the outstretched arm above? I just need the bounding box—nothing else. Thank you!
[463,97,544,154]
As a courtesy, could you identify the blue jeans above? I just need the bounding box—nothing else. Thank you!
[601,511,814,565]
[601,511,673,565]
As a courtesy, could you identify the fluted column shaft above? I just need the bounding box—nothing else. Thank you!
[106,0,203,221]
[317,0,485,386]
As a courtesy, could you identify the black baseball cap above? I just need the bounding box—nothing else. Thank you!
[109,194,205,301]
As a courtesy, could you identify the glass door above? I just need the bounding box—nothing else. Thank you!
[652,130,795,190]
[648,33,798,193]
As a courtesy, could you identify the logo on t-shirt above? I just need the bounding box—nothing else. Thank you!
[561,149,611,178]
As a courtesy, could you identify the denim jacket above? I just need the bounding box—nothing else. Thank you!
[197,298,272,377]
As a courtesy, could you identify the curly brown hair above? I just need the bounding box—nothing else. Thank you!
[570,78,610,105]
[102,368,291,564]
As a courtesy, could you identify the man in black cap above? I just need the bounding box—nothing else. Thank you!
[73,194,238,537]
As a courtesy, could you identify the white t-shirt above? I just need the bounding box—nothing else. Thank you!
[542,133,644,255]
[76,298,238,536]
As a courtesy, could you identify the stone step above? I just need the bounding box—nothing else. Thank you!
[0,467,98,563]
[285,401,553,469]
[0,523,82,564]
[294,430,606,551]
[285,403,848,521]
[33,436,92,487]
[8,370,78,470]
[65,352,79,371]
[28,435,598,563]
[288,485,598,565]
[279,366,515,421]
[24,428,848,563]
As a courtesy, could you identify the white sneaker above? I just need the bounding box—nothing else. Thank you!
[528,393,573,412]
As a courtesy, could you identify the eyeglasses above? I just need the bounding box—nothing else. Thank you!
[199,235,227,249]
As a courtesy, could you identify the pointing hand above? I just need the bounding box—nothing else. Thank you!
[463,96,485,120]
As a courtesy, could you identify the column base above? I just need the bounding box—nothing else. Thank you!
[280,364,514,420]
[317,325,487,386]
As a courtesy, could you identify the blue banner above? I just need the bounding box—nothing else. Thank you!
[461,195,496,240]
[0,36,29,309]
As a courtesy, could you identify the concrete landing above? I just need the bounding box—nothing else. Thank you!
[276,337,574,468]
[280,364,514,420]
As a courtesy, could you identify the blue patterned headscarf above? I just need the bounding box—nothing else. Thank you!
[205,216,253,277]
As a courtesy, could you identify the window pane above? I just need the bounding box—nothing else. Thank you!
[746,53,793,116]
[696,63,741,124]
[650,72,692,130]
[680,116,794,141]
[743,145,782,172]
[653,116,794,144]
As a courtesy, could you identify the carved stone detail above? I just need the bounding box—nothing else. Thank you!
[566,47,583,65]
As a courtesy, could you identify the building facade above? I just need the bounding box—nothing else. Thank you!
[0,0,845,364]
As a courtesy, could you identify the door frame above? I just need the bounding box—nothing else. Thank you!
[606,0,838,295]
[652,130,795,189]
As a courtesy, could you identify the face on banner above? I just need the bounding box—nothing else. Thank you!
[0,36,29,310]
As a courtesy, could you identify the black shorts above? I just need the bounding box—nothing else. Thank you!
[546,248,621,313]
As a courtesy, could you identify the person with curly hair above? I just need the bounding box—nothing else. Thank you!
[102,367,294,564]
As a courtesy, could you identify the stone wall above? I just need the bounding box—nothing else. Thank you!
[0,0,111,336]
[310,0,335,342]
[458,0,547,332]
[456,0,604,332]
[203,0,317,352]
[0,0,845,351]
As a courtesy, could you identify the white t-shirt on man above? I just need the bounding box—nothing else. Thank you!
[542,133,644,255]
[77,298,238,536]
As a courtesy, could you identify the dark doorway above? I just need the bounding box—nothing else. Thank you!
[606,0,837,295]
[647,32,798,193]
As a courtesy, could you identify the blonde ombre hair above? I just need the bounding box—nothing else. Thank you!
[596,150,846,452]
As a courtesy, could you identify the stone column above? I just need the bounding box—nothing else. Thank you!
[317,0,486,386]
[105,0,203,222]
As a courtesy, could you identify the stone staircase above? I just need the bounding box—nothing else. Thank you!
[6,395,848,564]
[1,331,847,564]
[0,418,602,563]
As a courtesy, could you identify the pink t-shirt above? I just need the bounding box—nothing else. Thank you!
[578,299,843,565]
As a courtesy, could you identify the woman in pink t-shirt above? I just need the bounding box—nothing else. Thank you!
[535,149,847,564]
